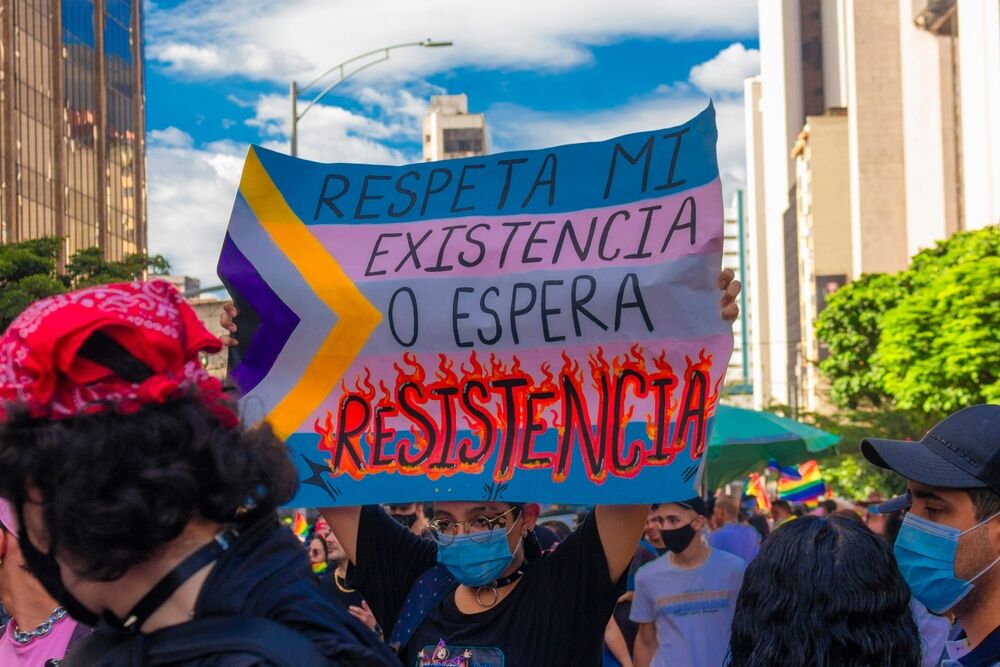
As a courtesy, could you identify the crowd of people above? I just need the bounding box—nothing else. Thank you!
[0,275,994,666]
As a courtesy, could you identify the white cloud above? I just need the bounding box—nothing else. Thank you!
[247,94,413,164]
[689,43,760,96]
[148,126,194,148]
[146,140,245,287]
[146,0,757,82]
[148,34,311,80]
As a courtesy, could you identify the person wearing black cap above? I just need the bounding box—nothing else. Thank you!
[630,497,746,667]
[862,404,1000,667]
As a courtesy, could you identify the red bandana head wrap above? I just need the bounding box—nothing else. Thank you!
[0,279,237,425]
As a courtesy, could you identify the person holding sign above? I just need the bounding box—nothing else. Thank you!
[220,269,740,665]
[218,105,740,665]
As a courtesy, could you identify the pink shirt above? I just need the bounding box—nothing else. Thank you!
[0,613,77,667]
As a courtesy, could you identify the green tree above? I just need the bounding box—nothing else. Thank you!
[816,225,1000,414]
[878,256,1000,414]
[0,238,66,328]
[0,237,171,330]
[815,273,907,408]
[67,248,171,288]
[813,228,999,498]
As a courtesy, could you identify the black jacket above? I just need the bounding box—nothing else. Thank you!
[63,511,398,666]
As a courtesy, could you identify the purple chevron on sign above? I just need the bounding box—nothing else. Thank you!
[218,232,300,394]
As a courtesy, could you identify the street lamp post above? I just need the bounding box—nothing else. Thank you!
[289,38,453,157]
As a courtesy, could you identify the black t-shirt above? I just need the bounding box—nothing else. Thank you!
[960,624,1000,667]
[318,570,366,609]
[352,504,622,667]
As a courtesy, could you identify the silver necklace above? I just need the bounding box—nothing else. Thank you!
[11,606,67,644]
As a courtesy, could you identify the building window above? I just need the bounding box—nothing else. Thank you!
[443,127,483,154]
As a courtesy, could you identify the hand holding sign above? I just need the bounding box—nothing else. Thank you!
[218,104,734,507]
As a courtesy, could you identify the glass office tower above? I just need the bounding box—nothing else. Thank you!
[1,0,146,263]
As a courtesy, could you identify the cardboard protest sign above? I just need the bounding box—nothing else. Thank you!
[218,103,732,507]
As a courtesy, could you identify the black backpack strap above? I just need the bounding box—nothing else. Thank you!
[387,564,458,654]
[63,616,329,667]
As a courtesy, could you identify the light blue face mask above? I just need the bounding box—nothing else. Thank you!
[894,511,1000,614]
[436,525,519,587]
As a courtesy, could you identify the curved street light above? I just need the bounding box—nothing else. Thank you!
[289,38,453,156]
[187,39,455,300]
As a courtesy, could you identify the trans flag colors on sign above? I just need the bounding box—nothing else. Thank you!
[218,104,732,507]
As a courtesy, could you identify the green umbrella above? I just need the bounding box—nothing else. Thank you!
[704,405,841,489]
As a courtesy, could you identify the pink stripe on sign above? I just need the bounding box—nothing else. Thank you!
[311,178,722,282]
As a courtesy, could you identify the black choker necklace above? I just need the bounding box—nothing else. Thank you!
[485,569,524,590]
[474,569,525,608]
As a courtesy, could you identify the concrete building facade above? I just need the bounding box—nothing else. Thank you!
[792,113,850,413]
[722,194,753,398]
[0,0,147,264]
[743,76,771,411]
[422,94,487,162]
[744,0,998,413]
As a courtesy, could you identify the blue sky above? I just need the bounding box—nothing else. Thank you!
[142,0,760,285]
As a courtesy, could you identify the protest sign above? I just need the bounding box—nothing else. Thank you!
[218,103,732,506]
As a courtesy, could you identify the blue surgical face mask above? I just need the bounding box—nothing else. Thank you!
[436,525,519,587]
[894,510,1000,614]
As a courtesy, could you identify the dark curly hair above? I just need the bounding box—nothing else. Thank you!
[0,394,297,581]
[727,515,921,667]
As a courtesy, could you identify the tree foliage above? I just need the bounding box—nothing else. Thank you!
[816,225,1000,417]
[815,273,907,408]
[0,237,171,330]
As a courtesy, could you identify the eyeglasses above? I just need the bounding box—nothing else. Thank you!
[428,506,520,545]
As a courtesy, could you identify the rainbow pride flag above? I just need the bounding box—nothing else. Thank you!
[291,510,309,541]
[745,473,771,511]
[778,460,826,503]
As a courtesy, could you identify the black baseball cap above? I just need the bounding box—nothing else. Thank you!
[862,405,1000,510]
[675,496,709,516]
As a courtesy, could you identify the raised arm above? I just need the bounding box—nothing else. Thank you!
[595,504,649,580]
[319,506,363,564]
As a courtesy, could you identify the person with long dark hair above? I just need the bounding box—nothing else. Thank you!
[727,514,922,667]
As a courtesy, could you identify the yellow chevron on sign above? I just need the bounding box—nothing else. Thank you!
[239,147,382,439]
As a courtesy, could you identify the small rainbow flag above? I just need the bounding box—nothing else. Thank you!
[778,460,826,503]
[292,510,309,541]
[745,473,771,511]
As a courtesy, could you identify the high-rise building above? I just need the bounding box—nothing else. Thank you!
[0,0,147,264]
[422,94,487,161]
[722,193,753,403]
[792,112,850,413]
[745,0,1000,413]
